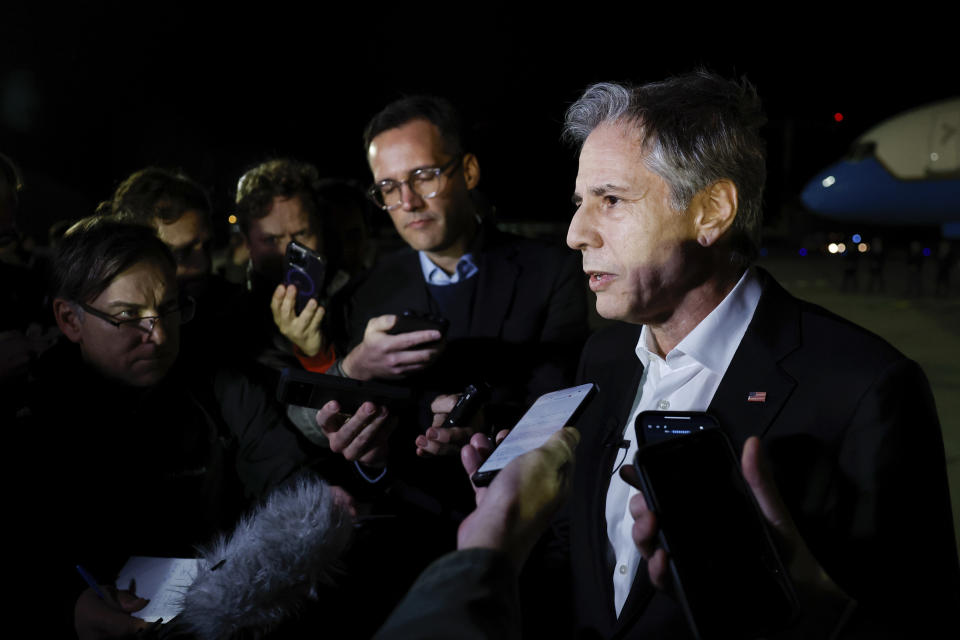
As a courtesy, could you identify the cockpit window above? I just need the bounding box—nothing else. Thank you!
[845,141,877,162]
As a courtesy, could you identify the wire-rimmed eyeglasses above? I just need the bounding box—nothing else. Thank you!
[366,156,462,211]
[79,296,196,335]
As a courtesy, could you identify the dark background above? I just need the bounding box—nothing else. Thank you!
[2,4,956,245]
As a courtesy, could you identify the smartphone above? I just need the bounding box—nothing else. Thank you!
[276,368,412,414]
[472,383,597,487]
[386,309,449,337]
[635,410,719,445]
[283,241,326,315]
[633,427,799,639]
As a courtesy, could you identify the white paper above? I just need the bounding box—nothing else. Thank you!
[116,556,200,622]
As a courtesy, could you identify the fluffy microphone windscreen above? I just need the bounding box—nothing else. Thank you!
[176,474,354,639]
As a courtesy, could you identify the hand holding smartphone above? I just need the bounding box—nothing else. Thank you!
[472,383,597,486]
[283,241,326,315]
[632,423,799,639]
[386,309,449,339]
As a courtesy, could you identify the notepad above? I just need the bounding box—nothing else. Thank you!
[116,556,200,622]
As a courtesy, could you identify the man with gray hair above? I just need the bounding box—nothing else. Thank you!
[559,71,958,638]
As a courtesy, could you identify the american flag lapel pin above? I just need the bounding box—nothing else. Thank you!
[747,391,767,403]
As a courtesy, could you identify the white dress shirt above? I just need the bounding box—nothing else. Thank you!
[606,267,763,616]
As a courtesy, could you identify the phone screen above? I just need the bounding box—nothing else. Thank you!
[635,428,798,638]
[472,383,596,486]
[636,411,719,445]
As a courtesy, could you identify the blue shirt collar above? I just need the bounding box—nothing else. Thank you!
[418,251,479,285]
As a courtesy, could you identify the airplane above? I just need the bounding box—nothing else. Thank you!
[800,97,960,238]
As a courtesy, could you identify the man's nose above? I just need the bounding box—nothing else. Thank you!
[566,205,599,251]
[400,182,425,211]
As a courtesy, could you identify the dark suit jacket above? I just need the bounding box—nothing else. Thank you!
[344,225,589,424]
[566,269,959,638]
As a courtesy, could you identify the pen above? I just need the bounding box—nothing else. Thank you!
[75,564,107,600]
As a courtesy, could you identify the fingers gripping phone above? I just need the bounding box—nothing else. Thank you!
[283,241,326,315]
[471,383,597,487]
[633,425,799,639]
[386,309,450,337]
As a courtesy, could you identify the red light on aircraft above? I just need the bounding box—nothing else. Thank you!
[834,112,844,122]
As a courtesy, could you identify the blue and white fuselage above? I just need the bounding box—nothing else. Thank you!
[801,98,960,237]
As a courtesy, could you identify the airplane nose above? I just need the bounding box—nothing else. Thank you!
[800,160,858,218]
[800,171,835,212]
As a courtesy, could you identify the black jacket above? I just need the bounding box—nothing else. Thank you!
[566,269,959,638]
[342,225,589,427]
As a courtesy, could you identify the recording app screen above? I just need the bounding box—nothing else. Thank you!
[642,432,795,635]
[477,383,593,474]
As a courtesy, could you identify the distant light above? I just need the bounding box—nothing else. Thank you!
[837,243,847,253]
[931,152,940,162]
[822,176,836,188]
[228,214,238,224]
[923,247,932,257]
[799,248,808,257]
[852,233,862,243]
[834,112,844,122]
[858,243,868,253]
[759,247,768,257]
[828,243,839,254]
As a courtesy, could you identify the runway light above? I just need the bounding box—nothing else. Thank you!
[822,176,836,188]
[837,243,847,253]
[852,233,862,243]
[923,247,932,257]
[858,243,868,253]
[228,214,238,224]
[799,248,808,257]
[834,112,844,122]
[828,243,839,254]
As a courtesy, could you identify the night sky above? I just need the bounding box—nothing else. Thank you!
[3,4,956,244]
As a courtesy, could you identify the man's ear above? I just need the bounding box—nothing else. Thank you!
[692,179,738,247]
[462,153,481,191]
[53,298,83,343]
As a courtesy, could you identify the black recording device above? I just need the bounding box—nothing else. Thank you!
[277,368,413,414]
[633,425,799,639]
[386,309,449,337]
[636,410,719,445]
[441,383,491,430]
[283,241,326,315]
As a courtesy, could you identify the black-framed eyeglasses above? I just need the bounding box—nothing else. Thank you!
[366,156,462,211]
[79,296,196,335]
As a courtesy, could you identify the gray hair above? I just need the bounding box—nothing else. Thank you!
[563,72,767,265]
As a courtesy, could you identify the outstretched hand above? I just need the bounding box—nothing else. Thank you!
[416,393,486,457]
[316,400,396,468]
[457,427,579,572]
[620,436,852,632]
